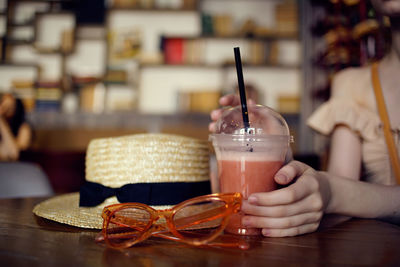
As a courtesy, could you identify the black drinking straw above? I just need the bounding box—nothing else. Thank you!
[234,47,250,132]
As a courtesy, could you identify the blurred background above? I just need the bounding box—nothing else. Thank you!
[0,0,388,193]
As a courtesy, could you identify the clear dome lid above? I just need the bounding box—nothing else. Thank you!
[214,104,290,137]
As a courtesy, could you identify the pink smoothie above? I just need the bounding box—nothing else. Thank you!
[218,156,283,235]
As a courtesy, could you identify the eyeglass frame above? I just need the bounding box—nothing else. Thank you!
[98,192,243,249]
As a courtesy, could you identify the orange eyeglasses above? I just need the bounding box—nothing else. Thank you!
[96,192,249,250]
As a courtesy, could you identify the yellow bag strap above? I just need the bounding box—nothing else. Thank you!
[371,62,400,184]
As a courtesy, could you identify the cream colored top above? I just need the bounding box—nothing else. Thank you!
[307,66,399,185]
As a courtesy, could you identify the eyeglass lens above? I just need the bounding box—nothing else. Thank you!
[106,207,152,247]
[173,199,227,239]
[105,199,229,247]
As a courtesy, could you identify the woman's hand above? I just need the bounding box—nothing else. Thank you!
[209,94,240,133]
[241,161,331,237]
[0,94,16,118]
[209,94,255,132]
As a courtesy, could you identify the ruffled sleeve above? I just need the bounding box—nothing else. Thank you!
[307,98,381,141]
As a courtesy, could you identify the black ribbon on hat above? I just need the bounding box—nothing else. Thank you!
[79,181,211,207]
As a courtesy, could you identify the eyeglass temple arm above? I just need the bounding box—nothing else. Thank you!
[150,230,250,250]
[173,205,233,230]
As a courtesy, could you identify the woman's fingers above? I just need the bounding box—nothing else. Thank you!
[274,160,309,185]
[219,94,255,107]
[242,192,324,217]
[209,94,241,132]
[210,108,224,121]
[209,109,224,132]
[237,161,329,238]
[249,174,320,207]
[209,94,258,133]
[242,211,322,231]
[261,222,321,237]
[219,94,240,106]
[208,122,216,132]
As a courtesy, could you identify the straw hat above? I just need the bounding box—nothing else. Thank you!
[33,133,211,229]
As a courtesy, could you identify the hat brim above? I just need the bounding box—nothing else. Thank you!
[33,193,173,229]
[33,193,222,230]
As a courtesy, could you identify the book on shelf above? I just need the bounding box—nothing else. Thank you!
[277,93,300,114]
[36,88,62,100]
[34,81,62,112]
[162,37,206,65]
[35,80,60,88]
[112,0,140,8]
[269,41,279,65]
[71,75,102,87]
[213,15,233,37]
[177,90,221,113]
[61,29,74,53]
[254,27,275,38]
[112,0,197,9]
[162,36,272,66]
[182,38,204,65]
[104,69,128,84]
[108,27,141,66]
[182,0,197,10]
[275,0,298,35]
[248,40,268,65]
[105,84,137,112]
[34,100,61,111]
[79,82,105,113]
[163,37,184,64]
[11,79,35,112]
[201,14,214,36]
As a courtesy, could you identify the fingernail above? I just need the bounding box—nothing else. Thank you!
[275,173,288,183]
[248,196,258,204]
[262,229,271,237]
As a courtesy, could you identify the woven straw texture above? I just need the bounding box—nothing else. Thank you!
[86,133,210,187]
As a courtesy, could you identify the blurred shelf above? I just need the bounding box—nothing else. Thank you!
[8,0,74,3]
[222,62,300,69]
[27,111,212,151]
[27,111,212,129]
[27,110,299,130]
[197,34,299,40]
[0,61,38,68]
[32,47,73,55]
[108,8,198,12]
[102,80,129,86]
[139,62,300,69]
[202,0,278,2]
[139,63,220,68]
[27,111,299,151]
[5,39,35,45]
[8,20,35,27]
[163,34,299,41]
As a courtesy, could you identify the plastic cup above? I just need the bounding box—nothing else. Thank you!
[210,104,291,235]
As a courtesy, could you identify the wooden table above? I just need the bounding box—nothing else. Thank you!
[1,197,400,266]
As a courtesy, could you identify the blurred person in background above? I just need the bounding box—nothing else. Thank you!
[0,93,32,161]
[307,0,400,188]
